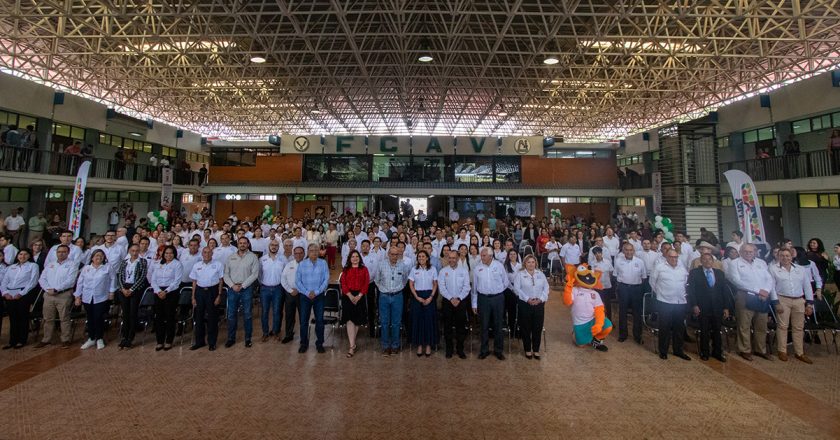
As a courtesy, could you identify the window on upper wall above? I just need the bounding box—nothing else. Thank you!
[834,112,840,127]
[161,146,177,157]
[717,136,730,149]
[799,193,839,208]
[742,126,774,143]
[0,187,30,202]
[792,119,810,134]
[494,156,521,183]
[0,110,37,130]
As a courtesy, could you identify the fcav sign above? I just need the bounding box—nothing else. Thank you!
[280,135,543,156]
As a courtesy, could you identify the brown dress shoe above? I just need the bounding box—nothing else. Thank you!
[382,349,391,357]
[34,342,50,348]
[795,354,813,364]
[738,352,753,361]
[777,352,788,361]
[752,351,772,360]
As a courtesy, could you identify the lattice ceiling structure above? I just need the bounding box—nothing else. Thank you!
[1,1,839,142]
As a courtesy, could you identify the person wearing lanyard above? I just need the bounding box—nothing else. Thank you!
[259,240,286,342]
[74,249,116,350]
[35,244,79,348]
[769,248,814,364]
[294,243,329,354]
[613,243,647,344]
[340,250,369,358]
[727,243,775,361]
[409,250,438,357]
[116,244,149,349]
[650,250,691,360]
[223,237,260,348]
[472,246,510,360]
[189,246,224,351]
[512,254,549,360]
[374,246,410,356]
[150,245,183,351]
[279,246,304,344]
[1,249,39,349]
[438,250,471,359]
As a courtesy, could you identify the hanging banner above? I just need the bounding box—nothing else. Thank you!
[161,167,173,206]
[367,135,411,155]
[280,135,323,154]
[515,201,532,217]
[500,136,544,156]
[68,160,91,239]
[723,169,767,245]
[324,135,366,155]
[651,171,662,214]
[412,136,456,155]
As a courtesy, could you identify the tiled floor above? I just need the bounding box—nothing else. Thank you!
[0,287,838,439]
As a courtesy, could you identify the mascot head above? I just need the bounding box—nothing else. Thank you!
[565,263,602,290]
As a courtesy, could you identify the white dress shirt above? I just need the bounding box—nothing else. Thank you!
[2,244,17,265]
[471,260,510,307]
[727,257,774,299]
[409,266,437,291]
[770,264,814,302]
[259,253,286,287]
[0,262,39,297]
[361,253,379,280]
[437,266,471,301]
[638,250,659,275]
[92,243,125,273]
[249,237,269,254]
[512,269,549,303]
[39,259,79,292]
[150,260,184,293]
[45,243,83,266]
[602,235,621,257]
[505,262,521,285]
[614,255,647,285]
[74,264,116,304]
[178,250,202,283]
[189,260,225,288]
[560,243,582,265]
[280,259,300,293]
[544,241,561,261]
[590,258,614,289]
[212,245,236,267]
[650,262,689,304]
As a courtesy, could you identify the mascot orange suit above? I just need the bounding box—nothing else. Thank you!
[563,264,612,351]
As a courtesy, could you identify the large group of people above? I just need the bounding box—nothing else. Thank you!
[0,205,837,366]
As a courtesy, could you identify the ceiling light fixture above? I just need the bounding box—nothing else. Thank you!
[498,104,508,117]
[543,56,559,65]
[418,38,434,62]
[250,56,266,63]
[129,131,142,137]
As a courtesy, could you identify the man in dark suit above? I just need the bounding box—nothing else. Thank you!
[687,253,731,362]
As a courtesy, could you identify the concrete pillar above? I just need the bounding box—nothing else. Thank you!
[728,131,746,161]
[780,192,801,243]
[774,121,792,156]
[286,194,293,217]
[35,117,52,174]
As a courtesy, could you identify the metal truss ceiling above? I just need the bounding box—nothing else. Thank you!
[1,1,839,141]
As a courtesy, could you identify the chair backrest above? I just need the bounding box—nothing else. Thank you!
[139,287,156,307]
[324,288,341,311]
[29,290,45,313]
[815,297,837,324]
[178,287,193,306]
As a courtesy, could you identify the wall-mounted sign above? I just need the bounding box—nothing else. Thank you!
[367,136,411,155]
[412,136,456,155]
[280,135,322,154]
[279,135,543,156]
[500,136,543,156]
[324,135,366,155]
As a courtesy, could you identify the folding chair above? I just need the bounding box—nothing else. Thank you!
[547,259,563,287]
[137,288,157,344]
[806,296,839,353]
[176,287,195,345]
[764,307,778,355]
[69,304,87,342]
[28,290,45,338]
[641,292,659,353]
[311,287,342,350]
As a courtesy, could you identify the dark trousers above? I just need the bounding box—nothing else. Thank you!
[699,313,723,357]
[617,283,643,341]
[283,291,299,338]
[478,293,505,355]
[153,291,179,344]
[596,287,613,320]
[299,294,325,349]
[367,282,378,337]
[441,297,468,354]
[657,300,687,355]
[517,300,545,353]
[194,285,220,347]
[6,295,31,346]
[83,300,108,340]
[504,288,517,335]
[119,287,144,343]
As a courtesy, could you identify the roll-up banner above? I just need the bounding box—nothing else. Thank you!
[723,169,767,245]
[68,160,91,239]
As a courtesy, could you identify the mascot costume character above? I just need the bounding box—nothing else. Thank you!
[563,264,612,351]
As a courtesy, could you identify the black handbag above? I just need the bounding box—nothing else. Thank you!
[744,293,770,313]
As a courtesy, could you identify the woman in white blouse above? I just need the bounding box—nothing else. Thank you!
[492,240,506,263]
[149,245,184,351]
[409,250,438,357]
[1,249,40,349]
[74,249,116,350]
[503,249,522,336]
[512,254,549,359]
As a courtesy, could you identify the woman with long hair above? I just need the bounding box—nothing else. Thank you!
[503,249,522,336]
[340,250,369,358]
[805,238,829,294]
[116,243,149,349]
[409,250,438,357]
[512,254,549,359]
[1,249,39,349]
[149,245,183,351]
[74,249,115,350]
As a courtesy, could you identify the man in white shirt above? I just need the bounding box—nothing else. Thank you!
[650,250,691,360]
[0,234,18,265]
[727,243,775,361]
[291,227,308,253]
[769,248,814,364]
[638,240,659,286]
[431,229,447,259]
[559,236,582,269]
[544,236,561,273]
[627,230,643,254]
[259,240,286,341]
[4,210,25,248]
[438,250,471,359]
[590,247,614,319]
[360,240,379,338]
[189,246,224,351]
[36,245,79,348]
[92,230,126,275]
[108,207,120,232]
[472,247,510,360]
[279,246,305,344]
[602,228,621,263]
[725,230,744,252]
[613,243,647,344]
[178,239,202,289]
[449,209,459,225]
[45,230,83,266]
[212,233,236,267]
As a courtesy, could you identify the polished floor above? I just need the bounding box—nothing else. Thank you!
[0,287,838,440]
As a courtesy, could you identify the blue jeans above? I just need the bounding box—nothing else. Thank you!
[260,285,283,336]
[379,291,403,350]
[299,294,325,348]
[226,286,254,343]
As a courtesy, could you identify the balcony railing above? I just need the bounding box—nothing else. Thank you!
[0,144,200,185]
[720,149,840,182]
[619,172,652,190]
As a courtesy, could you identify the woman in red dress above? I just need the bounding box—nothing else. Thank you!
[340,250,369,357]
